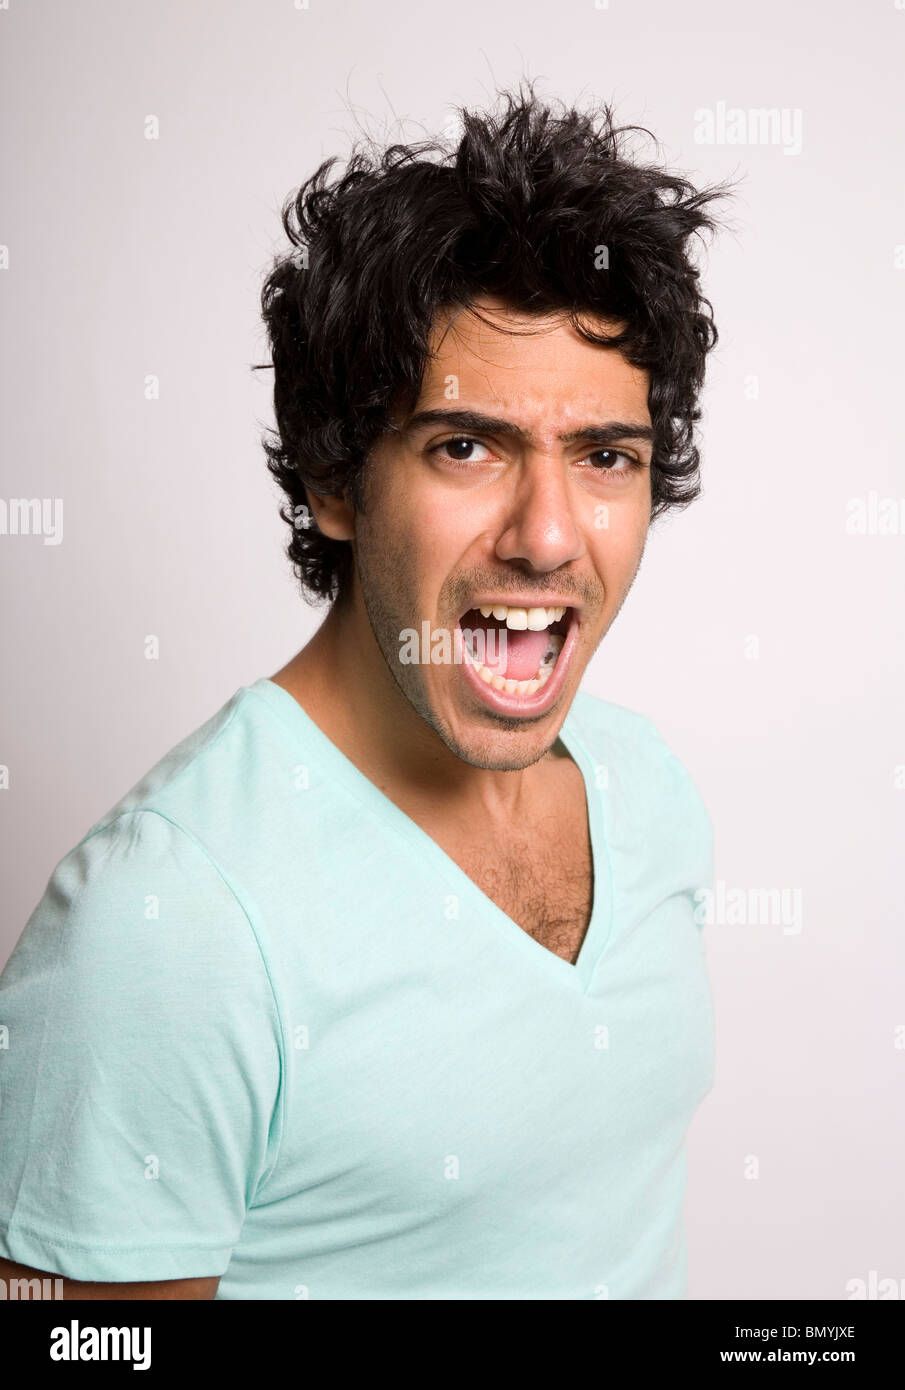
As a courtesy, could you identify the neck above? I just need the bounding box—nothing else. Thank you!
[269,593,564,822]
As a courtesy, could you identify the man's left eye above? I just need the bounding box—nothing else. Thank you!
[587,449,635,470]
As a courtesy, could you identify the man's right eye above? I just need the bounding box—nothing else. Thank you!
[429,437,496,464]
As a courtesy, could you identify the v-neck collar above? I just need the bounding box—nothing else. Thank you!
[244,677,614,994]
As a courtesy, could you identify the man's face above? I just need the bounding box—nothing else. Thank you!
[349,298,653,771]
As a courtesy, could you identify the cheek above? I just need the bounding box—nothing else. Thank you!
[586,505,649,591]
[405,485,482,576]
[365,481,461,610]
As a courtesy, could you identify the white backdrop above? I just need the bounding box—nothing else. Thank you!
[1,0,903,1301]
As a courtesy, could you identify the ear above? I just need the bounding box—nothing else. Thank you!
[304,487,356,542]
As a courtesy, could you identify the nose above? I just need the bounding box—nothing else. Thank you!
[493,454,585,573]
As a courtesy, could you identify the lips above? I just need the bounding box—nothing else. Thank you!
[454,605,580,717]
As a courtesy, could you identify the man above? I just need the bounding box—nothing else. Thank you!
[0,88,728,1299]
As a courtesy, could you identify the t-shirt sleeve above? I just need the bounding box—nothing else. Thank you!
[0,810,283,1282]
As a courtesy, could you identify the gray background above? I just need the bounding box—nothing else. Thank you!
[1,0,903,1300]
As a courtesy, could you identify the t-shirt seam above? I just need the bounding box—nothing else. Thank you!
[0,1213,233,1255]
[557,714,618,966]
[243,684,449,845]
[97,807,289,1201]
[33,804,289,1210]
[567,694,712,931]
[1,825,131,1235]
[247,684,584,916]
[247,683,388,826]
[247,680,682,940]
[243,683,295,729]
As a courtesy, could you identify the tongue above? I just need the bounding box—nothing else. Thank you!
[464,613,550,681]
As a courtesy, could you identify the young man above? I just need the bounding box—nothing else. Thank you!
[0,89,728,1299]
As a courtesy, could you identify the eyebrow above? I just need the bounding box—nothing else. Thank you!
[396,408,655,450]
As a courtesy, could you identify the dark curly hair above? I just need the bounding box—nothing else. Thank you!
[255,83,733,605]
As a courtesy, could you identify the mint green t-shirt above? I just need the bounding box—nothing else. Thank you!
[0,678,715,1300]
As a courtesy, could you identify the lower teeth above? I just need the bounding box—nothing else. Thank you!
[464,629,565,696]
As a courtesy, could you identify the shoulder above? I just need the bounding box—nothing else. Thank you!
[3,686,284,982]
[50,681,300,899]
[565,686,697,782]
[81,685,267,843]
[2,809,260,996]
[566,686,663,748]
[565,687,713,853]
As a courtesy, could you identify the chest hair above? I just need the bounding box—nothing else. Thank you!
[452,810,593,964]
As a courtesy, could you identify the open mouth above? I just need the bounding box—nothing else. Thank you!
[456,602,577,701]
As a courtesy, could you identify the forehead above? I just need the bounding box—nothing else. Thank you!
[418,299,651,433]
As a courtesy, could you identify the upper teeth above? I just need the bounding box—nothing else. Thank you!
[476,604,566,630]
